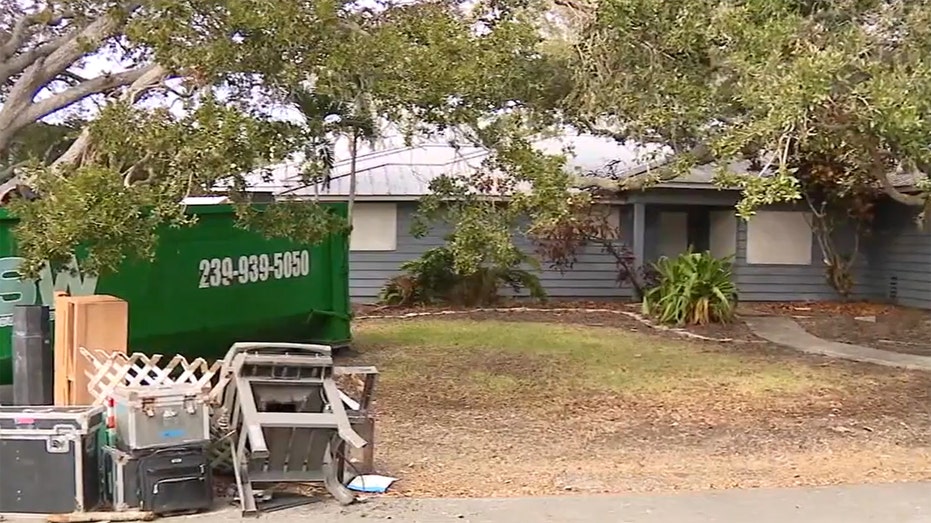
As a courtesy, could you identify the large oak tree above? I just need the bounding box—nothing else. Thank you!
[1,0,566,275]
[564,0,931,214]
[516,0,931,296]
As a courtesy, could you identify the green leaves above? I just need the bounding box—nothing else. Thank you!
[378,241,546,307]
[3,0,570,275]
[568,0,931,214]
[714,166,802,219]
[8,165,168,278]
[234,199,351,246]
[412,128,586,275]
[642,250,737,326]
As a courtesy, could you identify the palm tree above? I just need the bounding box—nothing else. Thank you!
[288,86,378,223]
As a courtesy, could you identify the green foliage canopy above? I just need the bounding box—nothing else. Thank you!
[565,0,931,217]
[0,0,569,275]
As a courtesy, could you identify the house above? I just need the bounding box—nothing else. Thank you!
[258,134,931,309]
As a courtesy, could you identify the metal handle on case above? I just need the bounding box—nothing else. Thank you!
[151,476,201,494]
[183,395,197,414]
[45,423,77,453]
[52,423,77,435]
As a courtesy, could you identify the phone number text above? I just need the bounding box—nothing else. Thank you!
[198,250,310,288]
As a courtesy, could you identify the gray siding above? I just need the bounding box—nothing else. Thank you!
[349,202,634,303]
[732,216,872,302]
[868,202,931,309]
[349,194,931,310]
[636,200,872,302]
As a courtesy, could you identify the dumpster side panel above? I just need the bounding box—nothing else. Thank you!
[0,216,19,385]
[0,204,352,385]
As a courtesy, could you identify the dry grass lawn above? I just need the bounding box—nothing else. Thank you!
[343,317,931,497]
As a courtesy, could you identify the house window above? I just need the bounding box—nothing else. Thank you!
[709,210,737,258]
[350,203,398,251]
[746,211,812,265]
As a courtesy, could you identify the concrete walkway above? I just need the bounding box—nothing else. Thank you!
[6,482,930,523]
[743,315,931,371]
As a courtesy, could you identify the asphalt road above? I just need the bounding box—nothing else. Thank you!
[6,482,929,523]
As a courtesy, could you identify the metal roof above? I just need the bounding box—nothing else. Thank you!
[262,132,661,200]
[260,140,924,200]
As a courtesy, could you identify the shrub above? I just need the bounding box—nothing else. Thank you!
[379,247,457,306]
[642,249,737,326]
[379,246,546,307]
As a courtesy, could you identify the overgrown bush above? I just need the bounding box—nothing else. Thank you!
[379,246,546,307]
[642,250,738,326]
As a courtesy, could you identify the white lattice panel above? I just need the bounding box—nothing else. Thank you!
[79,347,236,470]
[78,347,227,406]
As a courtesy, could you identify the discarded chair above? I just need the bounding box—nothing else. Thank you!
[332,365,379,483]
[216,342,367,516]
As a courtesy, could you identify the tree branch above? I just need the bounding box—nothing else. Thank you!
[874,164,924,206]
[0,13,38,60]
[0,7,81,82]
[38,9,135,93]
[0,160,32,185]
[0,39,61,88]
[1,7,78,55]
[16,64,160,128]
[51,63,168,170]
[0,4,141,156]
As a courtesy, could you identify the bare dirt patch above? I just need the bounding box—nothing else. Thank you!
[747,301,931,356]
[340,318,931,498]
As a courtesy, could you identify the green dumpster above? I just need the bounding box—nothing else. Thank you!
[0,203,352,386]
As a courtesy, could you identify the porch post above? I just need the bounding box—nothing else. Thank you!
[632,202,646,271]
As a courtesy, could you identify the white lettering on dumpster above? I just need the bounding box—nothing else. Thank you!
[198,250,311,289]
[0,255,98,327]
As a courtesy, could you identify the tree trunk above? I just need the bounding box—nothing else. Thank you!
[347,129,360,234]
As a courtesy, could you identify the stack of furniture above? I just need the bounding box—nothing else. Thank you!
[103,383,213,516]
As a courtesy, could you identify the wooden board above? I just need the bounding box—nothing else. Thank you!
[53,295,128,405]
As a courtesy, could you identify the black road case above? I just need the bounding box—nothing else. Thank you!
[0,406,105,514]
[139,444,213,515]
[123,444,213,515]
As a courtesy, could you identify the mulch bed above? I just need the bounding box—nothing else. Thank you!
[746,301,931,356]
[353,300,763,344]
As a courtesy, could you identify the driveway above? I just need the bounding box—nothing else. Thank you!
[6,482,925,523]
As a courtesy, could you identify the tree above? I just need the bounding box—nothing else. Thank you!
[0,0,563,275]
[0,121,79,183]
[287,87,378,226]
[528,198,654,299]
[537,0,931,295]
[563,0,931,212]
